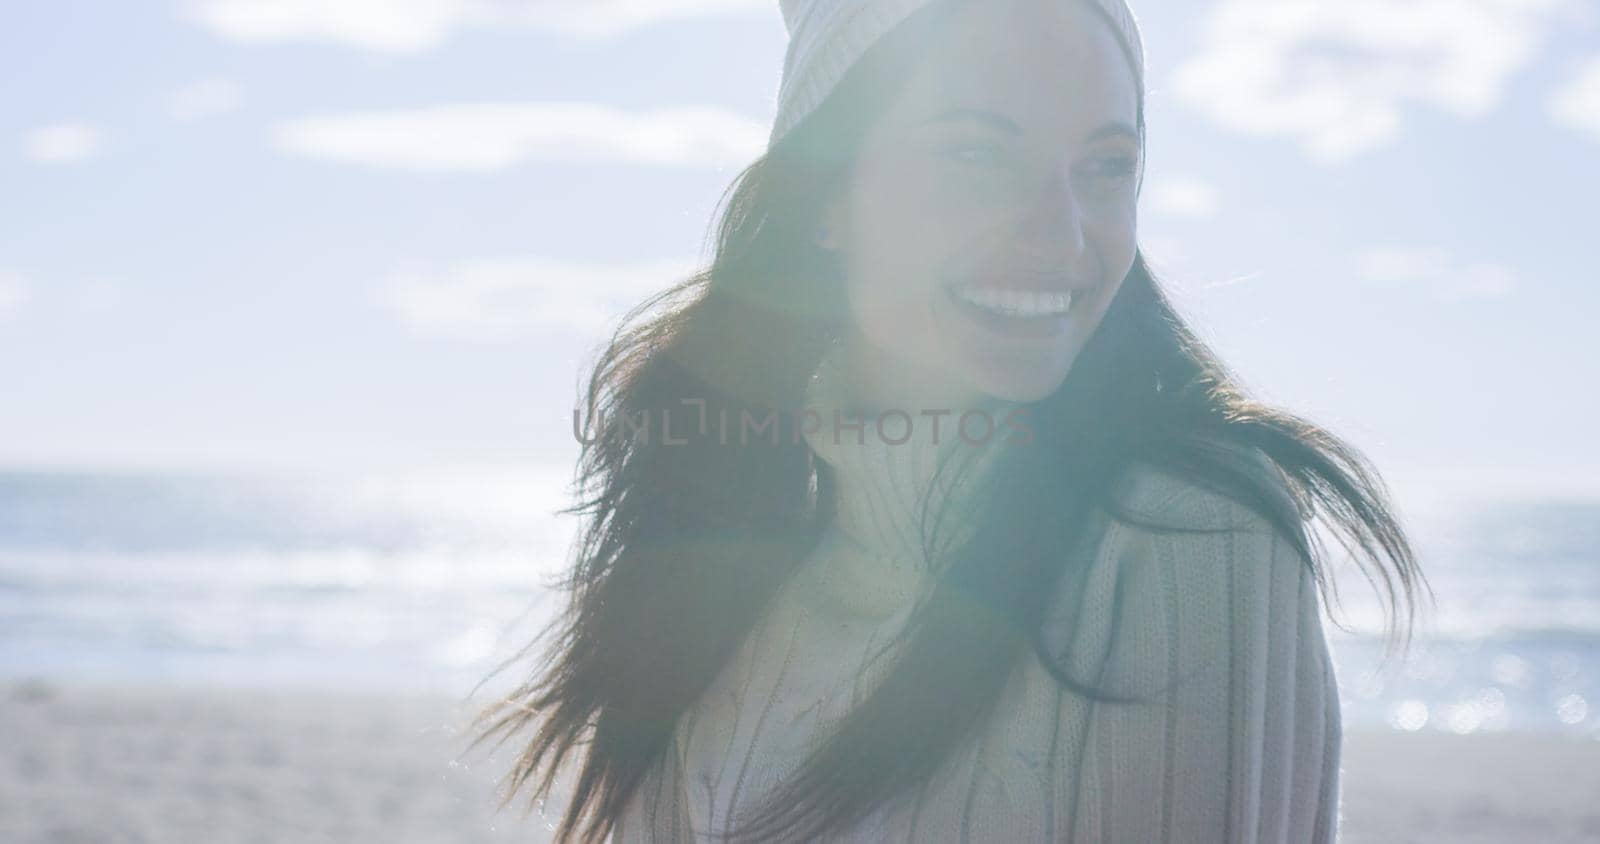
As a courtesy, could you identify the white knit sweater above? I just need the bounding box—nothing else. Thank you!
[612,367,1344,842]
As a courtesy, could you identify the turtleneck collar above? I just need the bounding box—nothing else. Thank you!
[793,344,1022,620]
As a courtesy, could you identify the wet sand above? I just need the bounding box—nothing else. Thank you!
[2,678,1596,843]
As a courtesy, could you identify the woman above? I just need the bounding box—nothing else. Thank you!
[473,0,1430,841]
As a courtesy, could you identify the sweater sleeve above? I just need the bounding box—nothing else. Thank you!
[1047,468,1344,843]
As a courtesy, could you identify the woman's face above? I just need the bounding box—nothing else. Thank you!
[820,0,1141,411]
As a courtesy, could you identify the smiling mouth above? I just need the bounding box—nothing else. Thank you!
[946,285,1075,319]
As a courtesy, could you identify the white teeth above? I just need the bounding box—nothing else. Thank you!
[952,287,1074,318]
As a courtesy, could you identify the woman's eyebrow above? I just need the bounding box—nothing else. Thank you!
[917,108,1023,135]
[918,109,1138,144]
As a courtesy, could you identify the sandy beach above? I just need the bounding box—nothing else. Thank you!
[3,677,1596,843]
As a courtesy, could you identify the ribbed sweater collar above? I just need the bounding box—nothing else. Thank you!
[795,346,1018,620]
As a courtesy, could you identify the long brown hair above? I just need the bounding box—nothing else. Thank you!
[469,1,1431,841]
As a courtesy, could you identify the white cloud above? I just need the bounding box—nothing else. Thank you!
[273,102,766,172]
[1136,235,1187,265]
[188,0,764,52]
[1359,246,1450,283]
[1146,176,1218,217]
[1173,0,1583,163]
[1549,55,1600,141]
[381,256,700,340]
[75,280,124,312]
[1357,246,1515,300]
[22,123,102,164]
[0,271,29,319]
[168,77,243,121]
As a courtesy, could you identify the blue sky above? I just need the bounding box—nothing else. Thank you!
[3,0,1599,501]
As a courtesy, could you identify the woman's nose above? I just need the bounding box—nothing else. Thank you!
[1014,171,1087,261]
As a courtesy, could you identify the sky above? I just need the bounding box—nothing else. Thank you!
[3,0,1599,502]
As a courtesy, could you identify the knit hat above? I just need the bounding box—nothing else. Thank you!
[770,0,1147,147]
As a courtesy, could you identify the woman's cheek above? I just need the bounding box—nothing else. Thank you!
[853,214,945,298]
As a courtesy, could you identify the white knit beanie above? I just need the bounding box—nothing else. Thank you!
[770,0,1146,147]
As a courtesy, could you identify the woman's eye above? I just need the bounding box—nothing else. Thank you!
[1085,155,1138,184]
[940,143,1006,168]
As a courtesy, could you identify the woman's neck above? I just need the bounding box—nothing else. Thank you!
[795,340,1021,618]
[835,329,992,419]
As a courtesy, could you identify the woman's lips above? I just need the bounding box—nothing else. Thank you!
[947,269,1098,295]
[949,285,1074,317]
[943,284,1074,338]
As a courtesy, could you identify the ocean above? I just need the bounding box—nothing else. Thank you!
[0,468,1595,736]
